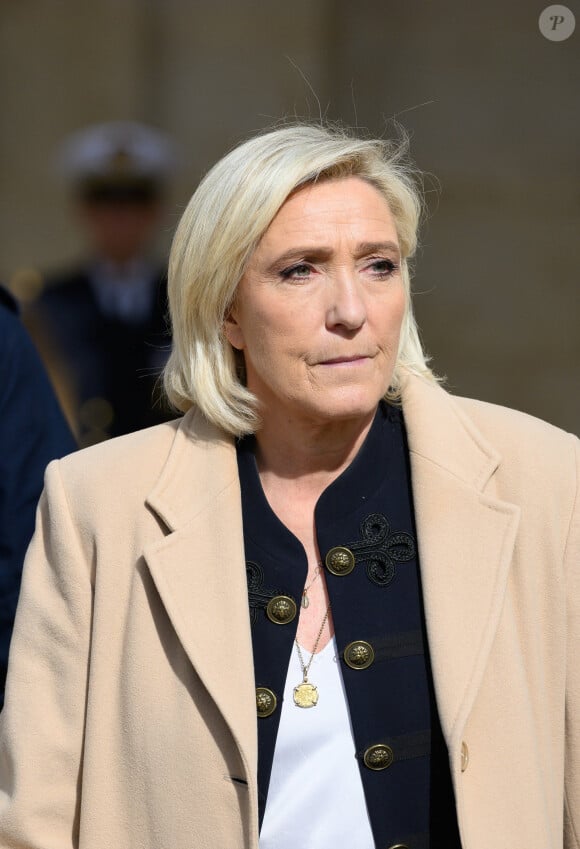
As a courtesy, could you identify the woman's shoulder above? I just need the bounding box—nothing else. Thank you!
[403,371,578,506]
[454,394,577,454]
[451,394,579,504]
[402,370,578,465]
[59,415,183,479]
[54,407,231,504]
[51,405,237,517]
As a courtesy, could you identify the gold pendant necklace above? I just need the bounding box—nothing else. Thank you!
[293,605,330,708]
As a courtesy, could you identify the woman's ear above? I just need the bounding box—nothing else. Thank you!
[223,308,245,351]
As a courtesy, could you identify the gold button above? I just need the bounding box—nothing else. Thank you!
[266,595,297,625]
[343,640,375,670]
[256,687,277,718]
[325,546,355,576]
[363,743,394,771]
[461,741,469,772]
[387,845,410,849]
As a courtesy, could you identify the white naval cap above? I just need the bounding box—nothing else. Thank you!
[57,121,177,196]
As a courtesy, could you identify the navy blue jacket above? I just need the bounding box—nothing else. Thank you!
[27,268,171,443]
[238,404,462,849]
[0,288,76,706]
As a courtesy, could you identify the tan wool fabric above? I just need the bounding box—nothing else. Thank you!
[0,371,578,849]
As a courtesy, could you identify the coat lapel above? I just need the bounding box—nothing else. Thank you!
[143,410,257,782]
[402,374,520,747]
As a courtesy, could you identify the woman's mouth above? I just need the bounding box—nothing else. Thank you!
[318,354,370,366]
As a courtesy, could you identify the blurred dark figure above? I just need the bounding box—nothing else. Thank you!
[25,122,175,447]
[0,286,76,707]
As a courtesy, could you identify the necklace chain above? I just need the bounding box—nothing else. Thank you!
[301,563,322,608]
[295,604,330,683]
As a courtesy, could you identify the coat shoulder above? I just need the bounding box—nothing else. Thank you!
[56,416,183,502]
[401,372,578,486]
[51,408,235,535]
[454,395,577,452]
[453,394,579,492]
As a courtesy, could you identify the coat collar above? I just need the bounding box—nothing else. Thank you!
[143,371,520,778]
[146,408,239,532]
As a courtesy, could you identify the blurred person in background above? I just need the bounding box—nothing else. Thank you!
[0,285,75,708]
[25,121,176,447]
[0,125,578,849]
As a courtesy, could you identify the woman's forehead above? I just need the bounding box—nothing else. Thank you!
[258,177,398,252]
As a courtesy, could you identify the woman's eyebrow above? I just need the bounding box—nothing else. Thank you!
[268,246,333,268]
[268,240,401,270]
[354,241,401,259]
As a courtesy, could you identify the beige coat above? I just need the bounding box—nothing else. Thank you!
[0,371,578,849]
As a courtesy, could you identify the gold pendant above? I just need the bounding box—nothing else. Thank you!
[293,681,319,708]
[301,593,309,609]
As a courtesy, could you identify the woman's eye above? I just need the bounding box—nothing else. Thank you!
[280,263,312,280]
[369,258,398,277]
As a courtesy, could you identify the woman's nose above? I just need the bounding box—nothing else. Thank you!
[325,273,367,331]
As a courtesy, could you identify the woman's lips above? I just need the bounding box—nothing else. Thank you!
[317,355,370,366]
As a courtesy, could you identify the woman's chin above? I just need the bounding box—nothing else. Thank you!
[289,389,385,429]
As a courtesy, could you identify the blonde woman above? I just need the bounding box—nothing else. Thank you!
[0,125,578,849]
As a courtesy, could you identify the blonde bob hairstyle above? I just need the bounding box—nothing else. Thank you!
[163,123,436,436]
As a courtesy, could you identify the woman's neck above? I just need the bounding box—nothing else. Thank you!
[254,407,377,501]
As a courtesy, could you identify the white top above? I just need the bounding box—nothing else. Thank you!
[259,636,375,849]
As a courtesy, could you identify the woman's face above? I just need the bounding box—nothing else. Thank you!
[225,176,406,430]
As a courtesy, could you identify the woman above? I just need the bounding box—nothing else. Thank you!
[0,125,577,849]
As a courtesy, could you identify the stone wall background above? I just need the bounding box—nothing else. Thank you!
[1,0,578,431]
